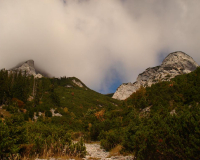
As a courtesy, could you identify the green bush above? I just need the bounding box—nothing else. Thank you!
[100,129,123,151]
[45,110,52,117]
[5,105,18,113]
[0,114,27,159]
[66,138,86,157]
[123,105,200,160]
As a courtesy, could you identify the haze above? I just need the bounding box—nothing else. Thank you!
[0,0,200,93]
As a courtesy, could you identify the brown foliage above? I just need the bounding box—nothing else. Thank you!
[169,83,174,87]
[12,98,25,109]
[95,110,105,122]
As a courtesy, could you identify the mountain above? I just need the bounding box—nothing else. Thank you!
[10,60,43,78]
[112,51,199,100]
[1,61,121,120]
[1,56,200,159]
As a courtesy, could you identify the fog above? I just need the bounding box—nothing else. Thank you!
[0,0,200,93]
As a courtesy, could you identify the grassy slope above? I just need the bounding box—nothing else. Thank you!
[104,93,114,98]
[39,77,121,118]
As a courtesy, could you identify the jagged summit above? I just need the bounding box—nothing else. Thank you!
[161,51,198,71]
[112,51,199,100]
[25,60,34,68]
[10,60,43,78]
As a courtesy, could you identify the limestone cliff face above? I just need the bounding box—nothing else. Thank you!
[112,51,199,100]
[10,60,43,78]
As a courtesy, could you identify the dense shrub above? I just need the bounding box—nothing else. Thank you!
[123,105,200,160]
[66,138,86,157]
[0,114,27,159]
[0,114,86,159]
[45,110,52,117]
[99,129,123,151]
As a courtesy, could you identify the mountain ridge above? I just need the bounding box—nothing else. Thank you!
[1,52,200,159]
[112,51,199,100]
[9,59,43,78]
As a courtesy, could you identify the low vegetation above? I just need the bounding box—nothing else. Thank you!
[0,70,120,158]
[98,67,200,160]
[1,67,200,159]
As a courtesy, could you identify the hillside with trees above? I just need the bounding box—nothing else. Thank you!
[98,67,200,160]
[0,69,120,159]
[1,67,200,159]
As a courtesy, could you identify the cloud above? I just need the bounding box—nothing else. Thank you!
[0,0,200,93]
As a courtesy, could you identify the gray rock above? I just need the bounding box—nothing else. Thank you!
[50,108,62,117]
[112,82,140,100]
[113,51,199,100]
[170,109,176,116]
[72,79,83,87]
[65,85,73,88]
[10,60,43,78]
[33,112,38,121]
[141,106,151,113]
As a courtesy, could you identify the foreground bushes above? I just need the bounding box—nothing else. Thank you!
[0,114,86,159]
[94,105,200,159]
[0,114,27,159]
[123,105,200,160]
[1,66,200,159]
[99,129,123,151]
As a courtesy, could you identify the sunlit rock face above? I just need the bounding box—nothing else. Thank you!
[112,51,199,100]
[72,79,84,87]
[11,60,43,78]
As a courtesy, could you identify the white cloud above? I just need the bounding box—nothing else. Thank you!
[0,0,200,93]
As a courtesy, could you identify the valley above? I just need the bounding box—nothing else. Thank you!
[1,51,200,160]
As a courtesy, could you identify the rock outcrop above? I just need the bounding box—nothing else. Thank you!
[113,51,199,100]
[50,109,62,117]
[72,79,84,87]
[10,60,43,78]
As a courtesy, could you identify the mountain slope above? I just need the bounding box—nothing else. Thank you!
[113,51,199,100]
[0,65,121,158]
[0,67,121,123]
[1,59,200,159]
[96,67,200,159]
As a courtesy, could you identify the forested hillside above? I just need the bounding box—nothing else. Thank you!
[1,68,200,159]
[98,67,200,160]
[0,69,120,159]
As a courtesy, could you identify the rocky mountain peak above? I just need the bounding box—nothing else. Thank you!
[112,51,199,100]
[25,60,34,68]
[10,60,43,78]
[161,51,198,71]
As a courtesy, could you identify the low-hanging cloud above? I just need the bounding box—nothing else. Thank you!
[0,0,200,93]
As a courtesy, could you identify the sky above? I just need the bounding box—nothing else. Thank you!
[0,0,200,94]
